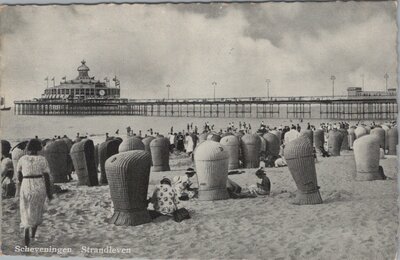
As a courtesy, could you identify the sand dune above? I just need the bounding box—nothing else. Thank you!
[1,151,398,259]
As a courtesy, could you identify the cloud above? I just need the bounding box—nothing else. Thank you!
[0,2,397,103]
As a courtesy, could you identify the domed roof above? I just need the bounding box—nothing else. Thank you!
[77,60,90,72]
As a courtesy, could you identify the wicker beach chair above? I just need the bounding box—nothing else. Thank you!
[387,128,398,155]
[263,133,280,157]
[105,150,152,226]
[150,137,170,172]
[99,139,122,185]
[142,136,155,153]
[327,130,344,156]
[240,134,261,168]
[220,135,240,170]
[118,136,145,153]
[44,140,70,183]
[207,132,221,142]
[70,139,98,186]
[354,135,384,181]
[300,129,314,147]
[370,127,386,149]
[354,126,368,139]
[284,136,323,205]
[194,140,229,201]
[313,129,325,155]
[339,129,350,151]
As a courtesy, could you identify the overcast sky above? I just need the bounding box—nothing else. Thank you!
[0,2,397,102]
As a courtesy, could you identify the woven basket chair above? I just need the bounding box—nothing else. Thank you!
[44,140,70,183]
[263,133,280,157]
[354,135,384,181]
[94,143,99,171]
[269,130,282,142]
[207,132,221,142]
[300,129,314,147]
[220,135,240,170]
[1,140,11,156]
[142,136,156,153]
[313,129,325,154]
[354,126,368,139]
[327,130,344,156]
[284,136,323,205]
[381,124,390,150]
[240,134,261,168]
[70,139,98,186]
[194,140,229,201]
[339,129,349,151]
[387,128,398,155]
[118,137,145,153]
[150,137,170,172]
[99,139,122,185]
[370,127,386,149]
[106,150,152,226]
[198,133,208,145]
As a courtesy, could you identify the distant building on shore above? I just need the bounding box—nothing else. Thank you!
[347,87,396,97]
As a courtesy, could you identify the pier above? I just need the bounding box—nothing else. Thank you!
[14,95,398,120]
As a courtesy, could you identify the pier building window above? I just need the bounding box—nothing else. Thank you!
[80,89,84,95]
[66,89,70,94]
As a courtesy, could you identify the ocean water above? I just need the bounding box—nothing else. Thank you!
[0,109,386,146]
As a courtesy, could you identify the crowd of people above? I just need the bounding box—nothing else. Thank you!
[1,119,396,247]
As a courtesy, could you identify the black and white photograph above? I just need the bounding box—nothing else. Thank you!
[0,1,398,259]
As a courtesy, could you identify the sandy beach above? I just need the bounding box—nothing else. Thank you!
[1,148,398,260]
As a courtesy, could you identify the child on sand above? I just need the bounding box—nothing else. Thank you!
[248,167,271,196]
[172,168,197,200]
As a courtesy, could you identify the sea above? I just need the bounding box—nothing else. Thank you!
[0,109,387,147]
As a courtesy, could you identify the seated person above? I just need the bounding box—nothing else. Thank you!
[248,167,271,196]
[264,154,279,168]
[274,157,287,167]
[148,177,181,219]
[172,168,198,200]
[1,169,15,199]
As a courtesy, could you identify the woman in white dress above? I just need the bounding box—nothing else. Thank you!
[17,139,52,246]
[184,133,194,156]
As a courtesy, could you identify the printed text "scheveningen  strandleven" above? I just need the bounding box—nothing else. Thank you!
[15,246,132,255]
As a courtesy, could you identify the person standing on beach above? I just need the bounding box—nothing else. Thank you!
[177,132,185,152]
[184,133,194,156]
[17,139,53,247]
[1,141,15,198]
[285,125,300,145]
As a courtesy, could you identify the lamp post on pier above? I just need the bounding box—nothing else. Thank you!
[330,75,336,98]
[212,81,217,100]
[166,84,170,99]
[384,73,389,92]
[266,79,271,99]
[361,74,365,91]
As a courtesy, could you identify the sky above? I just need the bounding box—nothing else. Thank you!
[0,2,397,102]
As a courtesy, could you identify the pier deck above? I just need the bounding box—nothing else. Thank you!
[14,95,398,120]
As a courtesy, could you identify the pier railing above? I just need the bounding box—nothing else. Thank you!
[13,94,398,119]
